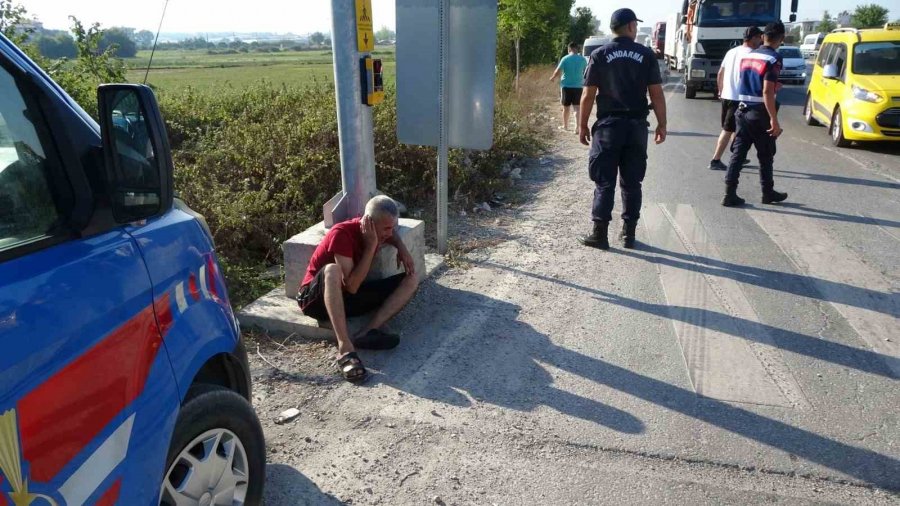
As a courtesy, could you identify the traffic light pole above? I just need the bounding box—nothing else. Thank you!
[326,0,377,225]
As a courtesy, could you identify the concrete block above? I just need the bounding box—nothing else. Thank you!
[238,253,444,341]
[282,219,426,299]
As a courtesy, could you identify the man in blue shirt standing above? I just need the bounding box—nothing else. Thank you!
[577,9,667,250]
[723,21,789,207]
[550,42,587,131]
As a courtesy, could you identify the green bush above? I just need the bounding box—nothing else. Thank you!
[158,80,545,307]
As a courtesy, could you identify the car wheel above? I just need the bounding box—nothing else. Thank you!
[804,94,818,126]
[160,385,266,506]
[685,85,697,99]
[831,107,851,148]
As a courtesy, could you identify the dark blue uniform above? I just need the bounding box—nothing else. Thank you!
[584,36,661,224]
[727,46,782,190]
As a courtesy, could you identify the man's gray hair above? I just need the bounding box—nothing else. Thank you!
[364,195,400,222]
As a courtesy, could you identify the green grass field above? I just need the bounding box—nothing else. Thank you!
[126,47,396,93]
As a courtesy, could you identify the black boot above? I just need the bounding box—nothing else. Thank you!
[762,188,788,204]
[619,221,638,249]
[578,221,609,250]
[722,184,745,207]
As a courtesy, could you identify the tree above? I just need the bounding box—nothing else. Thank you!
[135,29,155,49]
[499,0,553,89]
[310,31,325,46]
[37,33,77,58]
[375,25,394,42]
[818,11,836,33]
[99,27,137,57]
[567,6,594,52]
[0,0,33,44]
[852,4,889,28]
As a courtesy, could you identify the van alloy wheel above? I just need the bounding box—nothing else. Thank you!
[160,428,249,506]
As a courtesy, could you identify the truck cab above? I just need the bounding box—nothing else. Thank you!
[0,33,265,504]
[674,0,798,98]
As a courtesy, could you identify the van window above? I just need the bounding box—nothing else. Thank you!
[0,66,63,251]
[816,43,833,67]
[829,43,848,80]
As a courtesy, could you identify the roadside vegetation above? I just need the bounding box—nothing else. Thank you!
[4,1,610,307]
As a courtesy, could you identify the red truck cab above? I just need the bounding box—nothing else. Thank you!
[652,22,667,59]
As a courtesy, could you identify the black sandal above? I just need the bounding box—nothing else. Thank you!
[335,352,367,382]
[353,329,400,350]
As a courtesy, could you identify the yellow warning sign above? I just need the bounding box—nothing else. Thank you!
[355,0,374,52]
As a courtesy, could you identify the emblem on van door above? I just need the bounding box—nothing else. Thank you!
[730,40,741,48]
[0,409,59,506]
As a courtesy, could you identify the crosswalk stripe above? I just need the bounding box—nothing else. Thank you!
[746,208,900,378]
[644,203,806,407]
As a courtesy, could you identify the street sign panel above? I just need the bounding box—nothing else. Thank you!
[356,0,374,52]
[396,0,498,150]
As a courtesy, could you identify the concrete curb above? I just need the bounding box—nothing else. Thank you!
[237,253,446,340]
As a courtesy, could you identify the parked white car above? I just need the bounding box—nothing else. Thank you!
[777,46,808,85]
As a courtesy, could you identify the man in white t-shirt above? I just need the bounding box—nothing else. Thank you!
[708,26,763,170]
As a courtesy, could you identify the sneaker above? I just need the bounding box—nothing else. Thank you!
[708,159,727,171]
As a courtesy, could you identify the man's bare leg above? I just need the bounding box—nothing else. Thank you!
[323,264,355,355]
[712,130,733,161]
[562,105,570,130]
[355,274,419,338]
[573,106,580,133]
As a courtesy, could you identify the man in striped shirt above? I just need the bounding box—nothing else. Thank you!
[722,21,789,207]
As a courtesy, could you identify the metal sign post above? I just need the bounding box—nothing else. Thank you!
[326,0,377,226]
[437,0,450,254]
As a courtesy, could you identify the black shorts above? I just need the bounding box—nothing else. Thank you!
[297,269,406,322]
[561,87,582,106]
[721,99,738,132]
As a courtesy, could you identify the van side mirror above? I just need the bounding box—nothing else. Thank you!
[822,63,839,79]
[98,84,173,223]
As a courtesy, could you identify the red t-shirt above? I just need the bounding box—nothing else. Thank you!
[301,218,364,288]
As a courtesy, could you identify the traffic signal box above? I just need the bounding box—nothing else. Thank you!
[360,56,384,106]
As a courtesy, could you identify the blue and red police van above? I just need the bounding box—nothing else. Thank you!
[0,33,265,504]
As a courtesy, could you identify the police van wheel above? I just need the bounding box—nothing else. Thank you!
[684,85,697,99]
[804,94,818,126]
[831,107,851,148]
[160,385,266,506]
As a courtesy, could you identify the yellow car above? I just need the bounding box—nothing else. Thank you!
[804,23,900,146]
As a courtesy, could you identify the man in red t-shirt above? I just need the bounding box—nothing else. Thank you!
[296,196,418,382]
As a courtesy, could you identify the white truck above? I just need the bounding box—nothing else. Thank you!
[664,11,683,70]
[667,0,799,99]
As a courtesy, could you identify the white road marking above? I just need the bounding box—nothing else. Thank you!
[746,208,900,378]
[644,204,806,407]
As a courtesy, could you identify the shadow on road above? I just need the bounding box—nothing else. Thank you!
[265,464,343,505]
[774,169,900,190]
[378,279,900,491]
[747,202,900,229]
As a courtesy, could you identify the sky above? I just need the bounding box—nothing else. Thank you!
[18,0,897,34]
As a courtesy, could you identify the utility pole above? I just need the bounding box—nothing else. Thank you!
[325,0,377,225]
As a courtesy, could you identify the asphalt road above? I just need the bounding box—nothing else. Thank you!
[259,73,900,504]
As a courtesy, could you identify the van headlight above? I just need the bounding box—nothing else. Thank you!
[694,42,705,55]
[851,85,883,103]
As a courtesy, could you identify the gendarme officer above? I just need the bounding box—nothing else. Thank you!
[578,8,667,250]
